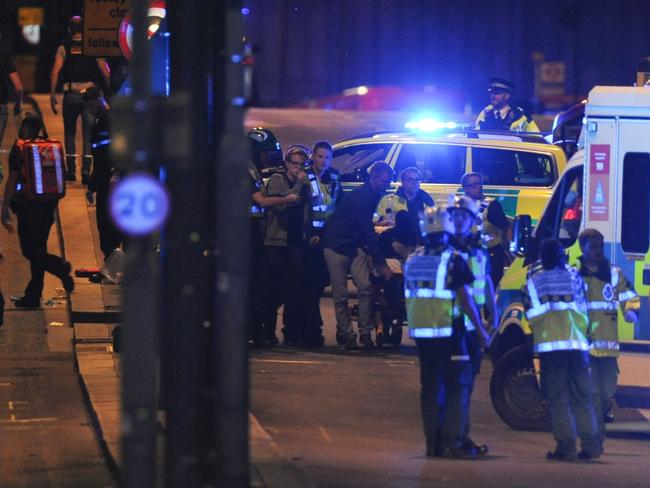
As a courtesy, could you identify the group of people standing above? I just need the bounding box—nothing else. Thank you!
[247,129,342,348]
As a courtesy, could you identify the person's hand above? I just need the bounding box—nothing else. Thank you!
[50,94,58,114]
[624,310,638,324]
[309,235,320,247]
[296,169,307,181]
[284,193,299,203]
[380,264,393,281]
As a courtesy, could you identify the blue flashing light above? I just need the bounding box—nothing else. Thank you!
[241,7,250,15]
[404,117,459,132]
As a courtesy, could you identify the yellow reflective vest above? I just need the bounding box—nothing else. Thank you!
[474,104,540,133]
[306,167,340,229]
[458,247,488,331]
[404,248,458,339]
[374,193,408,226]
[523,262,590,353]
[578,261,640,357]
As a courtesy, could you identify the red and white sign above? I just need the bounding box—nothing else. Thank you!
[589,144,610,221]
[118,1,166,61]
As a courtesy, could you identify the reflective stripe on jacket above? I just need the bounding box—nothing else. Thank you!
[582,264,640,357]
[307,168,340,228]
[523,263,590,353]
[404,249,455,339]
[459,248,488,331]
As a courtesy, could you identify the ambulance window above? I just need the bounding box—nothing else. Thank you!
[621,153,650,255]
[472,148,554,187]
[395,144,465,184]
[333,144,392,182]
[535,166,583,248]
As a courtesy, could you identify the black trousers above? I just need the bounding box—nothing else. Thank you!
[262,243,306,343]
[487,244,507,287]
[14,199,68,300]
[96,189,122,259]
[301,244,329,344]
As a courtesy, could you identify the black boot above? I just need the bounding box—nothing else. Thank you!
[0,291,4,326]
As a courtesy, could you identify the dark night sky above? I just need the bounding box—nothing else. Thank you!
[245,0,650,109]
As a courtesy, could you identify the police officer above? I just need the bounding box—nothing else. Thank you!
[460,172,511,286]
[49,16,111,183]
[577,229,640,440]
[84,86,123,259]
[404,206,486,459]
[449,195,496,455]
[303,140,340,347]
[522,238,601,462]
[475,78,539,133]
[247,128,298,346]
[375,167,434,238]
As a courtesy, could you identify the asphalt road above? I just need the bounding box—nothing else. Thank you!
[250,301,650,488]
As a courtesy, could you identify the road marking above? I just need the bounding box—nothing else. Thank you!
[386,361,416,366]
[319,427,331,443]
[0,417,59,425]
[0,382,13,387]
[251,359,325,365]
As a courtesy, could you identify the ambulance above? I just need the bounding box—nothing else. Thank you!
[490,86,650,431]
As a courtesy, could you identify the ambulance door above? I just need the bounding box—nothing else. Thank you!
[584,118,617,247]
[614,119,650,340]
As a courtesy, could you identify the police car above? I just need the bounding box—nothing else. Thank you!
[332,128,569,224]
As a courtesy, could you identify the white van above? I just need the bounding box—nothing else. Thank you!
[490,86,650,431]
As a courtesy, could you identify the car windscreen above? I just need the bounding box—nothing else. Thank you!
[472,147,555,187]
[332,143,392,182]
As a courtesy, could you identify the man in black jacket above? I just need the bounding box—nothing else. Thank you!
[322,161,393,350]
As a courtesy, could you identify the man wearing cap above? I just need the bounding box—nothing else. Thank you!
[475,78,539,133]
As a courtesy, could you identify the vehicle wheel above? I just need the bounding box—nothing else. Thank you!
[489,344,551,432]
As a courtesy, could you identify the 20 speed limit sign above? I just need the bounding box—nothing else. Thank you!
[109,172,170,237]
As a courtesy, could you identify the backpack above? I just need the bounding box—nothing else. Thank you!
[17,137,66,202]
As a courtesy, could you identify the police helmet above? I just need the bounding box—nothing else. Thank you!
[637,56,650,87]
[448,195,479,218]
[248,127,282,166]
[419,206,454,237]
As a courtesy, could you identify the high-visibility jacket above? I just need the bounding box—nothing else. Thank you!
[306,166,340,229]
[474,104,540,133]
[374,193,408,226]
[579,261,640,357]
[474,198,506,249]
[458,247,488,331]
[523,262,590,353]
[404,248,459,339]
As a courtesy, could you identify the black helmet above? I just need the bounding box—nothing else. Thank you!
[248,127,282,167]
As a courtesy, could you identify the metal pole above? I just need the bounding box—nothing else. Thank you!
[213,1,250,486]
[115,0,159,486]
[162,0,213,486]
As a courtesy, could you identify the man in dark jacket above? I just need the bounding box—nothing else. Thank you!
[322,160,394,350]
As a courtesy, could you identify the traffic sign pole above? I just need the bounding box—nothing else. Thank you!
[112,0,160,487]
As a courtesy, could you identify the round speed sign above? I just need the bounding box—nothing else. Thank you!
[109,173,170,237]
